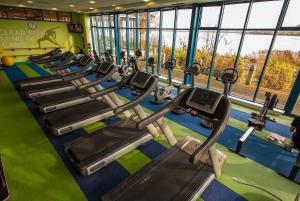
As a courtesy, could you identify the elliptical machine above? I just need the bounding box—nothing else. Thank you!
[151,58,176,104]
[201,68,239,128]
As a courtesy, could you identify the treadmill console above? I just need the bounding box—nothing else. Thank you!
[130,72,152,89]
[96,62,113,74]
[79,56,92,66]
[186,88,222,114]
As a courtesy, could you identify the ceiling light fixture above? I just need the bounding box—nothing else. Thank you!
[69,4,75,7]
[112,4,116,6]
[89,7,94,10]
[89,1,96,3]
[51,8,57,10]
[17,4,26,7]
[26,1,33,3]
[143,0,149,2]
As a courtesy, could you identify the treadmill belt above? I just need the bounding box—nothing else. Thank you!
[23,81,72,92]
[34,90,90,106]
[44,100,111,128]
[67,118,148,163]
[16,74,60,85]
[103,146,213,201]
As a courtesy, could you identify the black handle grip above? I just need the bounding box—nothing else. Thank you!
[114,77,158,115]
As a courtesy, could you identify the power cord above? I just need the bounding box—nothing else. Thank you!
[232,177,283,201]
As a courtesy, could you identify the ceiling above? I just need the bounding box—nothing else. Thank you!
[0,0,217,13]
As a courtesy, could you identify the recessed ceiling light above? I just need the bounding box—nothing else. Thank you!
[17,4,26,7]
[69,4,75,7]
[89,7,94,10]
[26,1,33,3]
[51,8,57,10]
[112,4,116,6]
[143,0,149,2]
[89,1,96,3]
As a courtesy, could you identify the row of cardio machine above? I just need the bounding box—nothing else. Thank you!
[15,48,232,201]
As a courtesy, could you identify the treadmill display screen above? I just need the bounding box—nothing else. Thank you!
[96,62,112,74]
[186,88,222,114]
[130,72,152,89]
[79,56,92,66]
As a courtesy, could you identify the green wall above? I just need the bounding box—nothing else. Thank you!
[0,13,87,62]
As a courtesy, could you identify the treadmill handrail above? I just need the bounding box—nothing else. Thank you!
[49,61,77,71]
[78,65,117,90]
[90,76,131,99]
[63,65,97,82]
[114,76,158,114]
[190,97,231,164]
[59,60,94,77]
[44,55,75,69]
[137,89,190,130]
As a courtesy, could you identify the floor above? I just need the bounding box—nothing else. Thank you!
[0,62,299,201]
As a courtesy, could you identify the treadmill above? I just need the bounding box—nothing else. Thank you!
[16,51,76,89]
[29,48,62,64]
[33,61,117,113]
[22,56,94,99]
[64,72,158,175]
[44,71,157,136]
[102,87,231,201]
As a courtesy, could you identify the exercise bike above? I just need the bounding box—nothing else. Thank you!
[229,92,279,157]
[151,58,176,104]
[201,68,239,129]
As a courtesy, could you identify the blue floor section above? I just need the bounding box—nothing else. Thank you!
[4,64,248,201]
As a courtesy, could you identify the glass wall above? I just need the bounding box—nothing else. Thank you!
[90,0,300,113]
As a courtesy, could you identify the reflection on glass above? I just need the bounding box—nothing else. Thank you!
[221,3,248,28]
[283,0,300,27]
[128,28,137,53]
[162,10,175,28]
[92,27,100,55]
[174,30,189,81]
[200,6,220,27]
[211,31,242,92]
[138,12,147,28]
[110,15,114,27]
[292,94,300,116]
[149,11,160,28]
[149,30,159,58]
[103,28,110,50]
[231,31,274,100]
[120,28,126,52]
[91,16,97,26]
[257,31,300,108]
[102,15,109,27]
[195,30,217,87]
[138,29,147,71]
[160,30,174,77]
[247,0,283,29]
[119,14,126,27]
[177,9,192,29]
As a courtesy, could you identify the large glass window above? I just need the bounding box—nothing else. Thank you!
[247,0,284,29]
[221,3,248,28]
[200,6,220,27]
[292,94,300,116]
[256,31,300,108]
[231,31,274,100]
[211,31,242,92]
[174,30,189,81]
[162,10,175,28]
[283,0,300,27]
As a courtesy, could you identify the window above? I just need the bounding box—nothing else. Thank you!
[256,31,300,108]
[162,10,175,29]
[200,6,220,27]
[221,3,248,28]
[102,15,109,27]
[211,31,242,92]
[174,30,189,81]
[25,9,42,20]
[138,12,147,28]
[42,10,57,21]
[160,30,174,75]
[283,0,300,27]
[247,1,284,29]
[231,31,274,100]
[57,12,71,22]
[6,7,25,19]
[195,30,217,88]
[0,7,7,18]
[177,9,191,29]
[149,11,160,28]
